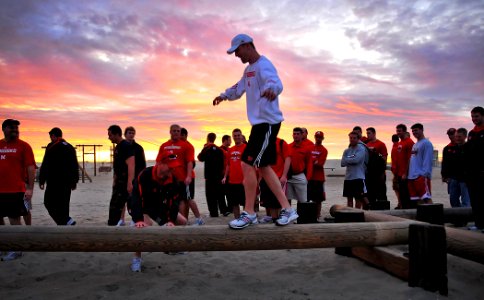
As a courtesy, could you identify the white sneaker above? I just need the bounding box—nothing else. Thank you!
[116,220,126,226]
[67,218,76,225]
[229,211,258,229]
[1,251,22,261]
[131,257,142,272]
[276,208,298,226]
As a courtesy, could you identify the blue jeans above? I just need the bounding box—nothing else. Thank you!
[448,179,470,207]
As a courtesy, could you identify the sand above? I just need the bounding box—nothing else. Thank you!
[1,162,483,300]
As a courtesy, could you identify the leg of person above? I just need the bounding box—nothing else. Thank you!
[241,162,258,215]
[108,185,128,226]
[229,183,253,229]
[448,179,461,207]
[468,177,484,229]
[377,173,388,201]
[259,166,298,226]
[347,197,354,208]
[205,179,219,217]
[58,186,74,225]
[460,181,471,208]
[399,178,411,209]
[1,193,25,261]
[118,205,126,226]
[392,175,401,209]
[214,180,229,216]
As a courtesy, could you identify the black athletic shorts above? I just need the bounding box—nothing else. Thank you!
[0,192,27,218]
[242,123,281,167]
[259,179,281,209]
[178,179,195,201]
[307,180,326,202]
[343,179,367,198]
[228,184,245,207]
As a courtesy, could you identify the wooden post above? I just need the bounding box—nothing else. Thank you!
[297,201,318,224]
[364,207,473,225]
[334,210,365,256]
[408,223,447,295]
[416,203,444,225]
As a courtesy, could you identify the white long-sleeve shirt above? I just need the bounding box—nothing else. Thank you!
[220,56,284,125]
[408,138,434,179]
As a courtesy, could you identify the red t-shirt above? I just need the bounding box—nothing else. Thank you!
[310,144,328,181]
[0,138,36,193]
[289,142,313,179]
[227,143,246,184]
[366,139,388,159]
[394,137,414,177]
[156,139,193,182]
[272,138,290,178]
[391,142,398,175]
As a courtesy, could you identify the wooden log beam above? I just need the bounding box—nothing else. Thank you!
[0,222,412,252]
[330,205,484,265]
[364,207,473,223]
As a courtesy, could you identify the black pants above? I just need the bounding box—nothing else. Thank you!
[468,175,484,228]
[108,184,129,226]
[205,179,228,217]
[44,183,72,225]
[366,172,388,204]
[398,177,416,209]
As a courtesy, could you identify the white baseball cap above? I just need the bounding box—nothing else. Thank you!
[227,34,253,54]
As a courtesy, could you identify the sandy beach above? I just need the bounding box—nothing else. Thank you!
[1,162,483,300]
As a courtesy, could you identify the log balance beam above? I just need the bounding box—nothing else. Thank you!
[0,221,414,253]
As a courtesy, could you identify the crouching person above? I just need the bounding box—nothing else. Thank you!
[128,159,187,272]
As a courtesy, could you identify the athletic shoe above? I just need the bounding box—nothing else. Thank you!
[193,218,205,226]
[229,211,258,229]
[223,212,231,217]
[259,216,273,224]
[1,251,22,261]
[468,225,479,231]
[116,220,125,226]
[276,208,299,226]
[67,218,76,226]
[131,257,142,272]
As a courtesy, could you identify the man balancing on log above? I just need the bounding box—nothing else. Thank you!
[128,154,188,272]
[213,33,298,229]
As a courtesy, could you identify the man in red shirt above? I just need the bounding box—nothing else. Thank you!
[223,129,247,218]
[365,127,388,206]
[466,106,484,231]
[180,128,204,225]
[308,131,328,220]
[0,119,36,261]
[287,127,313,203]
[394,124,415,209]
[156,124,198,224]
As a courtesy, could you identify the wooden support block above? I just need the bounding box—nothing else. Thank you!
[416,203,444,225]
[408,223,448,295]
[297,201,318,224]
[351,246,409,280]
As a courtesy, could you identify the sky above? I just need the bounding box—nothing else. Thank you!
[1,0,483,162]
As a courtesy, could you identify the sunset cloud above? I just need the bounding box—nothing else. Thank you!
[1,0,482,161]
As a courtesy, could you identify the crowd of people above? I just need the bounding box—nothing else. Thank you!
[1,33,483,274]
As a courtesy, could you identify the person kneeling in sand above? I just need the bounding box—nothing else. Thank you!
[128,159,187,272]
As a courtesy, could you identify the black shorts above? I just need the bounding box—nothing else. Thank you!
[0,192,28,218]
[259,179,281,209]
[228,184,245,207]
[178,180,195,201]
[307,180,326,202]
[242,123,281,167]
[343,179,367,198]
